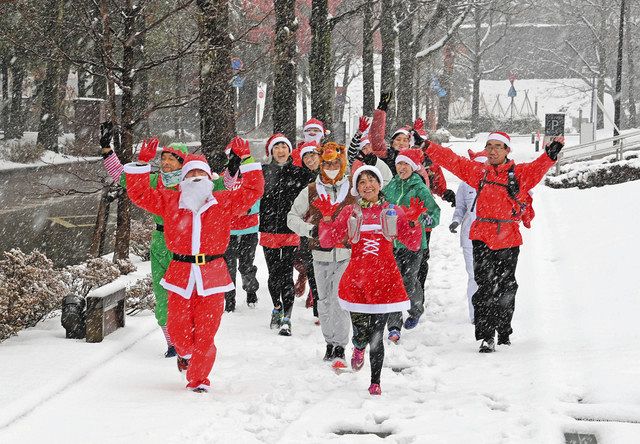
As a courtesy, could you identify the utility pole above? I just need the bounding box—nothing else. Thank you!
[614,0,626,137]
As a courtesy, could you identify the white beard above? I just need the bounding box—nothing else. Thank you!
[179,177,213,212]
[304,132,323,143]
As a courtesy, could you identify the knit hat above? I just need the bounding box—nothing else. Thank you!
[180,154,218,181]
[303,118,325,134]
[265,133,292,157]
[468,149,488,163]
[487,131,511,148]
[299,141,319,158]
[351,165,383,196]
[395,148,424,171]
[162,142,189,163]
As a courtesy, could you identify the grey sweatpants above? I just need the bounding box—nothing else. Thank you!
[314,259,351,348]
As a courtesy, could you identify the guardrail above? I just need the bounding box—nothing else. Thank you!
[556,130,640,174]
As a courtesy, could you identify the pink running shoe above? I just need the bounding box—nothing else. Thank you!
[368,383,382,396]
[351,347,365,371]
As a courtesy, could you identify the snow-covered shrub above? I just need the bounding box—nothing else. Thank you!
[115,258,136,275]
[126,276,154,315]
[0,249,68,342]
[0,138,45,163]
[129,218,153,261]
[62,257,121,297]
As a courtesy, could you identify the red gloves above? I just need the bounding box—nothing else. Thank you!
[358,116,371,133]
[413,118,424,133]
[138,138,159,163]
[312,195,339,219]
[228,136,251,159]
[403,197,427,222]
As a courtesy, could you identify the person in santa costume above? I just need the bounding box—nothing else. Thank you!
[382,149,440,342]
[99,122,188,358]
[124,137,264,392]
[347,116,393,187]
[214,140,261,312]
[315,165,425,395]
[260,134,314,335]
[421,131,564,352]
[291,118,328,166]
[288,141,355,368]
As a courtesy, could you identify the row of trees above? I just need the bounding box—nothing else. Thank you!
[2,0,640,262]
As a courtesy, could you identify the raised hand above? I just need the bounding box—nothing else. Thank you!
[377,91,393,112]
[358,116,371,133]
[229,136,251,159]
[442,189,456,207]
[312,194,339,220]
[413,117,424,133]
[138,138,159,163]
[545,135,565,161]
[99,121,114,149]
[403,197,427,222]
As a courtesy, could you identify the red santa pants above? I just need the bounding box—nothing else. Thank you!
[167,291,224,389]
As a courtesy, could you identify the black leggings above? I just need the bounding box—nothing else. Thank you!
[294,238,319,317]
[263,246,297,317]
[224,233,259,302]
[417,231,432,292]
[350,312,390,385]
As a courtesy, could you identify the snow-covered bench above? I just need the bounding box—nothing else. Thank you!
[85,281,126,343]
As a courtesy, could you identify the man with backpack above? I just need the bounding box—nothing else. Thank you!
[419,131,564,353]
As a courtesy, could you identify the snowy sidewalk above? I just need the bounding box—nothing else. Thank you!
[1,138,639,443]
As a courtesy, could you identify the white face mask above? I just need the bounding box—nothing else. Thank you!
[304,131,323,143]
[324,169,339,180]
[179,177,213,212]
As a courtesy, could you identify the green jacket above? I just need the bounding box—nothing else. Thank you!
[383,172,440,249]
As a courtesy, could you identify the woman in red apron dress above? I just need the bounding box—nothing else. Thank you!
[315,165,425,395]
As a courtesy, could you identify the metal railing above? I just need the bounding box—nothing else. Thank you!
[555,129,640,174]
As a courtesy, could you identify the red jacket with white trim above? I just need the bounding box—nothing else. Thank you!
[426,142,555,250]
[124,160,264,298]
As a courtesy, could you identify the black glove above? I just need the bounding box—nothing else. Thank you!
[309,225,319,239]
[442,189,456,207]
[356,152,378,166]
[227,152,242,176]
[545,139,564,161]
[423,154,433,168]
[412,130,429,148]
[377,91,393,112]
[449,221,459,233]
[100,121,114,149]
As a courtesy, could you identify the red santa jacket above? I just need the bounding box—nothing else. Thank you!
[426,142,555,250]
[319,202,421,314]
[124,161,264,298]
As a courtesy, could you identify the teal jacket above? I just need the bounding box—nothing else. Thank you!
[383,172,440,249]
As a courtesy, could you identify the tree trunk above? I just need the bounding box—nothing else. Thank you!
[132,10,150,140]
[273,0,297,143]
[362,3,375,116]
[335,57,351,124]
[380,0,396,132]
[613,0,625,136]
[198,0,234,172]
[437,43,454,128]
[625,1,637,128]
[470,8,481,131]
[1,58,8,133]
[36,0,66,152]
[396,6,415,127]
[310,0,333,135]
[174,58,183,138]
[6,60,25,139]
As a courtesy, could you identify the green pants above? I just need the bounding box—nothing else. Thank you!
[150,230,172,326]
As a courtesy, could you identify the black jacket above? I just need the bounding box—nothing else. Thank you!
[259,160,314,234]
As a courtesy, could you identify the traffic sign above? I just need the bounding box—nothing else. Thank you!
[232,75,245,88]
[508,85,517,98]
[545,113,565,136]
[231,57,243,71]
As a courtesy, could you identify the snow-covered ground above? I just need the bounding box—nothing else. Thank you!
[1,136,638,443]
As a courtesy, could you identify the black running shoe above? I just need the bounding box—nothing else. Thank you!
[479,339,495,353]
[246,292,258,307]
[323,344,334,361]
[165,345,177,358]
[497,334,511,346]
[177,356,190,372]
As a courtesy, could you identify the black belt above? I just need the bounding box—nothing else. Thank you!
[156,224,164,232]
[172,253,223,266]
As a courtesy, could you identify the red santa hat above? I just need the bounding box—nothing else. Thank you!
[395,149,424,171]
[359,137,371,151]
[299,141,319,158]
[487,131,511,148]
[265,133,292,157]
[351,165,384,196]
[468,149,488,163]
[391,126,412,141]
[303,118,326,134]
[180,154,219,181]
